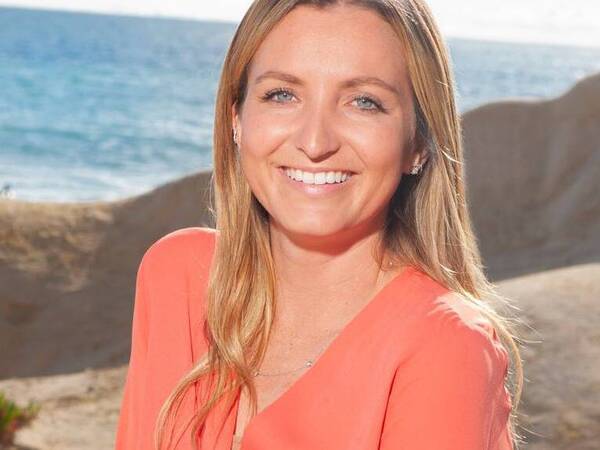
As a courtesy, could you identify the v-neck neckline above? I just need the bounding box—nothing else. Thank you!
[229,264,416,449]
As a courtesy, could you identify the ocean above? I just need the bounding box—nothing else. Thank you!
[1,6,599,203]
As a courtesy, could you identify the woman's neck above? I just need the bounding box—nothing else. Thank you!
[268,222,390,333]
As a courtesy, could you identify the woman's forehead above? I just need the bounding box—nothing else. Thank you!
[247,4,409,89]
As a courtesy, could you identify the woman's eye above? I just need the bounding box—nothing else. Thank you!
[353,96,383,112]
[262,88,295,103]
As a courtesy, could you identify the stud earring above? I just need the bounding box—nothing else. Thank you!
[409,163,423,175]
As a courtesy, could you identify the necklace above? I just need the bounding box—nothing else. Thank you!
[253,260,395,377]
[252,329,341,377]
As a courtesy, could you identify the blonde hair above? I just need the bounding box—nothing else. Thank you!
[154,1,526,448]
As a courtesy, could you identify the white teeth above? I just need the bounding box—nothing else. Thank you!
[314,172,326,185]
[283,167,352,185]
[302,172,315,184]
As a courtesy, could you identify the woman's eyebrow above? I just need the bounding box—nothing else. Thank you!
[254,70,400,97]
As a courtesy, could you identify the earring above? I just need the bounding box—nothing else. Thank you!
[410,163,423,175]
[232,128,238,146]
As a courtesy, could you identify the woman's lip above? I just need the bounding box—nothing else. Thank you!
[279,165,356,174]
[277,166,354,197]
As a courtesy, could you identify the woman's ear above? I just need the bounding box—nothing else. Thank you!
[404,130,428,175]
[412,148,429,169]
[232,102,242,145]
[232,103,238,135]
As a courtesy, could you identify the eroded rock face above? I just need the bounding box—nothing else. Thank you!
[461,72,600,281]
[1,73,599,450]
[0,171,215,378]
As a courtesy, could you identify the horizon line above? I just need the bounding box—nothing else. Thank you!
[1,3,600,51]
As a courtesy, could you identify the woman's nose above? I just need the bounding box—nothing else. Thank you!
[293,100,340,160]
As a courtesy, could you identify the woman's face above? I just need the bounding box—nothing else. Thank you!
[233,4,421,243]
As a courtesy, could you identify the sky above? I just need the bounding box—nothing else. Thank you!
[0,0,599,49]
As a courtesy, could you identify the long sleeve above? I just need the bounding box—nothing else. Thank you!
[114,252,151,450]
[379,314,513,450]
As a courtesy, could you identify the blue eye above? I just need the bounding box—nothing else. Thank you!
[353,95,383,112]
[261,88,295,103]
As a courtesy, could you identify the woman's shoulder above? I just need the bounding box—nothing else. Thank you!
[383,279,513,449]
[401,267,508,366]
[417,288,510,377]
[133,227,218,345]
[139,226,218,272]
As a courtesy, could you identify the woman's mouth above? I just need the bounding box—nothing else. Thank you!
[280,166,353,185]
[277,166,355,197]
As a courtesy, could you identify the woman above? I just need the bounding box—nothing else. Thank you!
[115,1,524,449]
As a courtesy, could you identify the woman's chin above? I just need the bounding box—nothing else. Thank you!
[272,217,347,239]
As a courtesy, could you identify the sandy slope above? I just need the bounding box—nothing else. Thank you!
[0,72,598,449]
[498,263,600,450]
[0,367,125,450]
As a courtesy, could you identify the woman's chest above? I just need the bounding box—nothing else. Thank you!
[231,360,315,447]
[225,345,391,450]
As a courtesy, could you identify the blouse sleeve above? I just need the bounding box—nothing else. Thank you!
[379,315,512,450]
[114,253,151,450]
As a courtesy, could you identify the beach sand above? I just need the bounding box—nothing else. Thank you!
[1,72,599,449]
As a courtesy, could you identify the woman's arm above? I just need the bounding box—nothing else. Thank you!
[379,313,513,449]
[114,252,151,450]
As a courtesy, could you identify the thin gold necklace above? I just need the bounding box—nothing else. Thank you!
[253,260,394,377]
[253,328,341,377]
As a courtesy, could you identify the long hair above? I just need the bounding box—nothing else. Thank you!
[154,1,525,448]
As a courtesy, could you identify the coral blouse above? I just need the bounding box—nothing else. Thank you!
[114,227,514,450]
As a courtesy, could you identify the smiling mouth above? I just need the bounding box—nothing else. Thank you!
[280,166,354,185]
